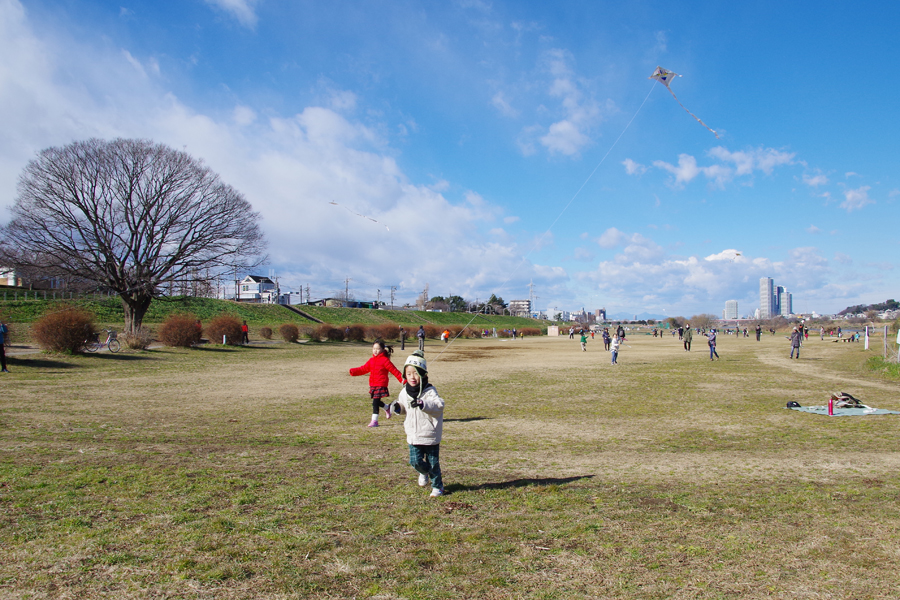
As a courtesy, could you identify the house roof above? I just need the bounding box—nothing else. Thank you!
[241,275,275,284]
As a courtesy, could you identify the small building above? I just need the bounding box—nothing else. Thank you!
[238,275,277,303]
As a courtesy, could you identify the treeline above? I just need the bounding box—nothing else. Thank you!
[839,299,899,315]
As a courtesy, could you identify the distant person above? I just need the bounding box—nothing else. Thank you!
[349,339,403,428]
[790,327,802,359]
[441,329,450,343]
[417,325,426,351]
[0,320,9,373]
[580,330,588,352]
[755,324,761,341]
[707,329,719,361]
[241,320,249,344]
[677,326,684,340]
[820,326,825,341]
[602,328,611,351]
[617,325,625,340]
[610,334,621,365]
[399,327,407,350]
[683,323,692,351]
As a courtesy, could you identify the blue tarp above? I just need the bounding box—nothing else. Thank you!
[788,405,900,417]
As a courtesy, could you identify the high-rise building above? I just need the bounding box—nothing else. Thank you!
[781,292,792,316]
[759,277,774,318]
[775,285,786,316]
[759,277,795,318]
[724,300,739,319]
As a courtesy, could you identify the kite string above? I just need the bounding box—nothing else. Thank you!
[432,83,657,361]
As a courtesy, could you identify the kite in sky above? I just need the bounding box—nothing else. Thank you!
[329,201,390,231]
[649,66,719,139]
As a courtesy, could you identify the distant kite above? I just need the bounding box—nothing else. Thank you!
[649,66,719,139]
[329,201,390,232]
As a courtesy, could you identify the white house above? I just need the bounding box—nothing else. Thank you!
[238,275,277,303]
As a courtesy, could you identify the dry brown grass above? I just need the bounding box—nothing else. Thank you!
[1,332,899,598]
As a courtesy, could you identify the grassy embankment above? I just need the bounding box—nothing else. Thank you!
[0,296,548,343]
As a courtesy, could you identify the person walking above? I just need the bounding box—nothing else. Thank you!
[391,350,446,497]
[790,327,802,359]
[399,327,407,350]
[417,325,426,351]
[580,330,588,352]
[707,329,719,361]
[349,339,403,428]
[602,328,611,351]
[683,323,693,351]
[755,324,761,341]
[241,320,249,345]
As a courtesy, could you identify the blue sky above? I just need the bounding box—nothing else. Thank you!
[1,0,897,317]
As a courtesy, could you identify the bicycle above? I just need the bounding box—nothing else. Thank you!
[85,329,120,353]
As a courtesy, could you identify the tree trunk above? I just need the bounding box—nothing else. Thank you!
[121,294,153,335]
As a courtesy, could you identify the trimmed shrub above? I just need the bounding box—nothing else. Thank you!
[259,326,273,340]
[207,315,243,345]
[313,324,344,342]
[32,308,95,354]
[122,327,154,350]
[279,323,300,343]
[520,327,542,337]
[423,324,441,339]
[366,323,399,342]
[159,313,202,348]
[345,324,366,342]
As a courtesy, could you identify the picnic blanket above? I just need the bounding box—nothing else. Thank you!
[788,405,900,417]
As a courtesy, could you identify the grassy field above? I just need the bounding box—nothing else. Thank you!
[1,332,900,598]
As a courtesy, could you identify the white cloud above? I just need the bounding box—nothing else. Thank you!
[203,0,260,29]
[802,171,829,187]
[652,147,794,188]
[840,186,873,212]
[806,225,820,234]
[596,227,628,249]
[622,158,647,176]
[834,252,852,265]
[233,105,256,126]
[491,91,519,118]
[516,48,603,157]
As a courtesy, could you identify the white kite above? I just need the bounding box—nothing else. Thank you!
[329,201,390,232]
[649,66,719,139]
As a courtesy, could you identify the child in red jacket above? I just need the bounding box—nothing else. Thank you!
[349,339,403,427]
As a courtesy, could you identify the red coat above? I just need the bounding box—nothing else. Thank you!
[349,353,403,387]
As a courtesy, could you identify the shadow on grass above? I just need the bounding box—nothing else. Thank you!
[7,356,78,369]
[446,475,593,494]
[87,353,156,361]
[444,417,488,423]
[194,344,283,352]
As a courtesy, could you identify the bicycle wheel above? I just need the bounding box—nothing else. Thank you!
[108,339,121,353]
[85,340,100,353]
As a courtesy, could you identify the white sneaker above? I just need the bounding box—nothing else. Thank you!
[430,487,444,497]
[418,473,428,487]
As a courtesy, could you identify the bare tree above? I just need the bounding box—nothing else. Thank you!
[3,138,266,333]
[689,314,718,330]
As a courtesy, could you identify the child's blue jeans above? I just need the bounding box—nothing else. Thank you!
[409,443,442,490]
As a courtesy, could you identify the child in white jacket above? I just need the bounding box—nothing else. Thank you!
[392,350,446,497]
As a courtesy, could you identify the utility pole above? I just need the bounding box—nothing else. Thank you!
[390,286,396,310]
[377,288,381,307]
[345,277,351,305]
